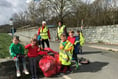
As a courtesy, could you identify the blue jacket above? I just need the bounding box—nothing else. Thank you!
[74,36,80,54]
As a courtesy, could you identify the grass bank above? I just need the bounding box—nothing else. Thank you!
[0,33,12,58]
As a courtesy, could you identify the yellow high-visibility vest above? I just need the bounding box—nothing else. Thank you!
[58,25,65,38]
[40,26,48,39]
[59,40,73,65]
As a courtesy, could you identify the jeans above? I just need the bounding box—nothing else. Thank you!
[14,56,27,71]
[29,57,37,78]
[79,46,83,54]
[72,53,78,62]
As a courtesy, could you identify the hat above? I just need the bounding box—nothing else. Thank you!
[42,21,46,24]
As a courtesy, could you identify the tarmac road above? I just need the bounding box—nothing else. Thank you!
[42,42,118,79]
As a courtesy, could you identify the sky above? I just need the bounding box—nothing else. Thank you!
[0,0,26,25]
[0,0,95,25]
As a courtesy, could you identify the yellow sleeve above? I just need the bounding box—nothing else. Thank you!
[65,46,73,51]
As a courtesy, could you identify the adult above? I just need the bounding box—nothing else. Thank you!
[37,21,51,48]
[57,21,68,40]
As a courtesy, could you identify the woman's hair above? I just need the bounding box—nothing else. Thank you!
[58,21,63,25]
[13,36,20,41]
[31,38,38,46]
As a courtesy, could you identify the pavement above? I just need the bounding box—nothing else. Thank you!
[86,43,118,52]
[1,42,118,79]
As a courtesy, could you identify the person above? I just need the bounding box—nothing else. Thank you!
[59,34,73,73]
[37,21,51,48]
[9,36,29,77]
[25,38,40,79]
[33,34,42,47]
[33,34,38,39]
[76,30,85,54]
[67,30,79,70]
[37,35,42,47]
[57,21,68,40]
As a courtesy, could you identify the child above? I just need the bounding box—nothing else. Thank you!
[67,30,79,70]
[37,35,42,47]
[33,34,38,39]
[76,30,85,54]
[25,38,40,79]
[9,36,29,77]
[33,34,42,47]
[59,34,73,73]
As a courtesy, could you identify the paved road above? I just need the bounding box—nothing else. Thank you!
[43,42,118,79]
[0,43,118,79]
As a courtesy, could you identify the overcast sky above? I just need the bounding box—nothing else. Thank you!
[0,0,95,25]
[0,0,26,25]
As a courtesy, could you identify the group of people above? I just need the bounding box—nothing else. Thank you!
[9,20,84,79]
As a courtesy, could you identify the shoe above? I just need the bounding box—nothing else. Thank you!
[66,70,72,74]
[23,69,29,75]
[16,71,21,77]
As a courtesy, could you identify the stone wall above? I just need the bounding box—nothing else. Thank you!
[15,25,118,44]
[83,25,118,44]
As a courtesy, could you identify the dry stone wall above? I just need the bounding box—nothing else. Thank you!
[15,25,118,44]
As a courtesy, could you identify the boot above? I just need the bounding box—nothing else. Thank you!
[76,62,79,70]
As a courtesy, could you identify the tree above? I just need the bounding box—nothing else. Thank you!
[11,0,118,28]
[46,0,73,22]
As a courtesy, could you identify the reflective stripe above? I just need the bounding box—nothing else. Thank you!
[40,26,48,39]
[74,40,80,45]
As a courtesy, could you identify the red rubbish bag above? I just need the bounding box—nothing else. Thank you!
[44,48,58,54]
[38,51,48,55]
[54,54,61,73]
[39,55,57,77]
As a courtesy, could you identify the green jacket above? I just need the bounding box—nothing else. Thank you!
[9,43,24,57]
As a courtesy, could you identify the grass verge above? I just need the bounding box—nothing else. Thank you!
[0,33,12,58]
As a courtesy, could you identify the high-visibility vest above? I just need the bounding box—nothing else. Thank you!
[80,32,85,46]
[57,25,65,38]
[40,26,48,39]
[59,40,73,65]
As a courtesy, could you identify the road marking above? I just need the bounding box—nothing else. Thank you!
[89,45,118,52]
[62,75,72,79]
